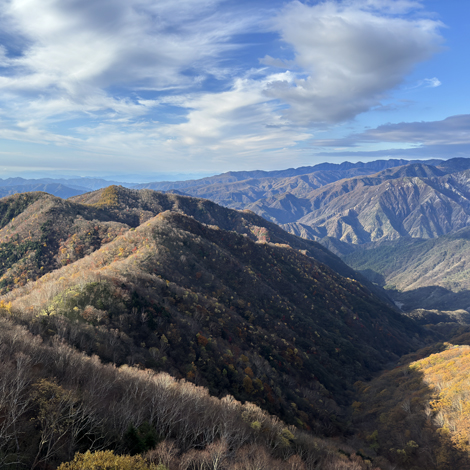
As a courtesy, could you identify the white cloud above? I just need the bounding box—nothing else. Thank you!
[0,0,254,117]
[75,74,311,168]
[265,0,443,124]
[423,77,441,88]
[405,76,442,90]
[0,0,447,173]
[162,74,291,141]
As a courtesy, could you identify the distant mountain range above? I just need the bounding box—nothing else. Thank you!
[0,176,130,198]
[0,158,446,199]
[0,182,85,199]
[280,163,470,245]
[4,157,470,312]
[133,159,470,247]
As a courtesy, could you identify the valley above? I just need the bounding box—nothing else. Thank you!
[1,0,468,468]
[136,158,470,314]
[2,162,470,469]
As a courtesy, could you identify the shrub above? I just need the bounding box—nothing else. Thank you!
[57,450,158,470]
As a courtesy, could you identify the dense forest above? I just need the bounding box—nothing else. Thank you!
[0,186,470,469]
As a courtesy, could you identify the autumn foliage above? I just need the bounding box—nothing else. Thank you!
[0,186,431,469]
[353,338,470,470]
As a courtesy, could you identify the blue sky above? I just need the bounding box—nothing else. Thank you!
[0,0,468,178]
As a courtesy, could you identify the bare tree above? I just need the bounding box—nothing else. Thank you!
[145,440,180,470]
[0,353,33,467]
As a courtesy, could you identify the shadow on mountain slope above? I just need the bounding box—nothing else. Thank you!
[2,209,427,437]
[387,286,470,312]
[354,343,470,470]
[355,269,386,287]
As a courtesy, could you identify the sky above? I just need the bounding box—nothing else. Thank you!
[0,0,468,179]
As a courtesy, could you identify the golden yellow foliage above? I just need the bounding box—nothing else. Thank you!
[414,345,470,454]
[57,450,159,470]
[92,186,120,207]
[0,299,12,314]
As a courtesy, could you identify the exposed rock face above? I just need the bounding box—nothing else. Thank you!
[135,159,470,248]
[282,171,470,244]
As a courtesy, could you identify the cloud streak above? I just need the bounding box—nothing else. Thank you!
[314,115,470,147]
[309,115,470,162]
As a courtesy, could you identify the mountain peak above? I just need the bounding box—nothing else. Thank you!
[71,184,130,207]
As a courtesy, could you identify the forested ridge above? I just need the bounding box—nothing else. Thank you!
[0,186,468,469]
[133,159,470,312]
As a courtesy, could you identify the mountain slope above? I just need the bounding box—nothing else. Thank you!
[70,186,384,286]
[1,188,427,435]
[0,312,397,470]
[1,187,386,302]
[342,226,470,311]
[354,335,470,470]
[280,165,470,244]
[0,191,131,292]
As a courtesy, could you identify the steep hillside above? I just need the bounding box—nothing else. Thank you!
[353,334,470,470]
[0,314,389,470]
[343,226,470,311]
[0,191,131,293]
[2,201,426,435]
[0,186,379,296]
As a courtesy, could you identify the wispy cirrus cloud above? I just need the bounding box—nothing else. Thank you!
[403,77,442,91]
[422,77,442,88]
